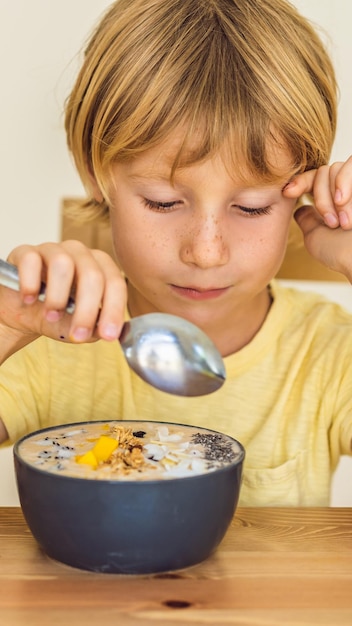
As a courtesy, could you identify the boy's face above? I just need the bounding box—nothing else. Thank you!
[104,134,296,354]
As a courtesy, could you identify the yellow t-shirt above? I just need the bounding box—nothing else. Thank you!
[1,281,352,506]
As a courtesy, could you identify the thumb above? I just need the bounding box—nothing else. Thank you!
[294,193,315,212]
[294,200,320,236]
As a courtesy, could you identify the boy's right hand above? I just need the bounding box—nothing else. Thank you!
[0,241,126,362]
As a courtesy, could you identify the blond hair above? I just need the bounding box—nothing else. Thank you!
[65,0,337,220]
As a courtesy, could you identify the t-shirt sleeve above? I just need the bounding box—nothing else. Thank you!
[0,337,51,444]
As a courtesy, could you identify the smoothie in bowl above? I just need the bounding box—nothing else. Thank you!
[18,420,242,480]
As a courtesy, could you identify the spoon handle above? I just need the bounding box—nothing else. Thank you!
[0,259,75,314]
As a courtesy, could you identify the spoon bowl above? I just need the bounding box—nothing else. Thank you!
[0,259,226,396]
[120,312,226,396]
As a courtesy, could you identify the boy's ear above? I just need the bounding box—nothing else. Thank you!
[86,166,104,203]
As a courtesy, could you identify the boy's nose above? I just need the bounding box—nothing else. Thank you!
[180,213,230,268]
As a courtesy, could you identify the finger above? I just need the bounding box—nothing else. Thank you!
[309,165,340,228]
[283,170,317,199]
[333,155,352,202]
[285,160,352,230]
[294,203,323,236]
[283,169,340,227]
[331,156,352,229]
[60,242,107,342]
[8,243,77,312]
[38,244,76,317]
[93,251,127,341]
[285,168,340,229]
[7,245,46,304]
[316,161,352,229]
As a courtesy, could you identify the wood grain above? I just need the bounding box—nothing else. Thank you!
[1,507,351,625]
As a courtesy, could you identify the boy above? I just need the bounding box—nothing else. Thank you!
[1,0,352,506]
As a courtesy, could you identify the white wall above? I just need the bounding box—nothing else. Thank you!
[0,1,351,505]
[0,0,112,256]
[293,0,352,164]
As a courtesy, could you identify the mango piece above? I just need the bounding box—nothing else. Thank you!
[76,450,98,469]
[92,435,119,462]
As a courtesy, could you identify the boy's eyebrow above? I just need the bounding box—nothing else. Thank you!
[129,173,170,180]
[127,172,174,184]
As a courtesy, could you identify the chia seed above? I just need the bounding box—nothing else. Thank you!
[38,450,52,458]
[191,433,236,465]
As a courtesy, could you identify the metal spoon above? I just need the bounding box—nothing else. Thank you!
[0,259,226,396]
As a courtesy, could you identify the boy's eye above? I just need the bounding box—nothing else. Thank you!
[235,205,272,216]
[142,199,272,216]
[143,198,179,212]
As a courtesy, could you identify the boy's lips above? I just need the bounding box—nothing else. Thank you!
[170,284,230,300]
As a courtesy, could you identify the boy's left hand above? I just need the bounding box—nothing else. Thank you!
[283,156,352,281]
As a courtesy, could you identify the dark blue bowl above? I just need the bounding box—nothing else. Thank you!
[13,420,245,574]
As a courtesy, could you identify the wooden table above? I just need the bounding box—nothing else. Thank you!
[0,507,351,625]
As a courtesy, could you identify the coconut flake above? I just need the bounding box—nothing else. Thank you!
[157,426,182,442]
[143,443,165,461]
[55,447,76,459]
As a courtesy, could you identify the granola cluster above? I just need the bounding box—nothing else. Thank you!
[107,426,155,475]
